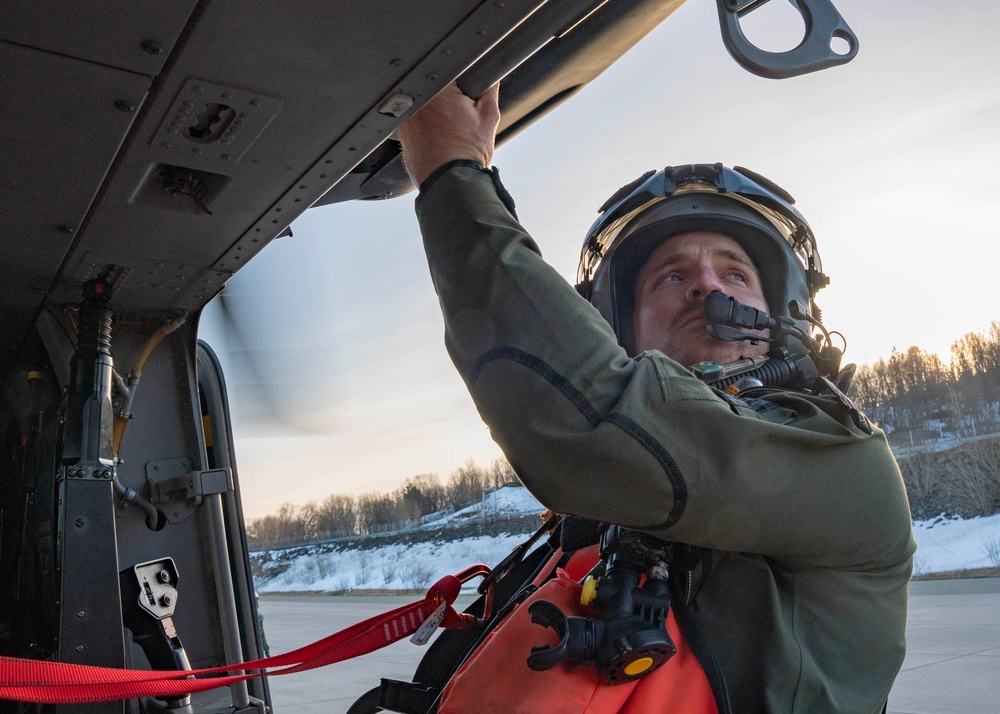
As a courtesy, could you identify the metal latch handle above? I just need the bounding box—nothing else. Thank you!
[716,0,859,79]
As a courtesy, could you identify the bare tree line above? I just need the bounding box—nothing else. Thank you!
[852,321,1000,446]
[851,322,1000,518]
[246,457,518,545]
[898,437,1000,518]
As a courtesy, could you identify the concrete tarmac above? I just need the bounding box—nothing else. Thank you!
[887,578,1000,714]
[258,578,1000,713]
[257,593,478,712]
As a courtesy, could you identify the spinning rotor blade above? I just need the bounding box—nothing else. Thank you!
[202,277,341,436]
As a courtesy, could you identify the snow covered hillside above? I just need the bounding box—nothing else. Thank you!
[250,486,1000,592]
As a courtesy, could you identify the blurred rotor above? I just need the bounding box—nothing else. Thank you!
[200,273,341,437]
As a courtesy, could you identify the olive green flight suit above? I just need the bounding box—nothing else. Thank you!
[415,165,915,713]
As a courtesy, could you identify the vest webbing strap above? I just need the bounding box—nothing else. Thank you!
[0,567,486,705]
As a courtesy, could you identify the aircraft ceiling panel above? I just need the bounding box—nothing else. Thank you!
[0,0,198,78]
[0,40,152,370]
[315,0,689,206]
[52,0,548,313]
[2,0,687,378]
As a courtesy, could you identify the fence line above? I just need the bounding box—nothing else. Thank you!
[889,431,1000,459]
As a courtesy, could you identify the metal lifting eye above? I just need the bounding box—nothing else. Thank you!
[716,0,859,79]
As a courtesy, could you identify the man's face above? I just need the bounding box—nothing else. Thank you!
[632,231,770,366]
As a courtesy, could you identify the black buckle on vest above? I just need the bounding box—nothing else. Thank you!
[377,678,439,714]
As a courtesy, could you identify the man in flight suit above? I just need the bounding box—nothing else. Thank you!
[396,83,915,713]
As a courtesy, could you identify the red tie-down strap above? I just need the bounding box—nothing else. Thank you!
[0,565,490,705]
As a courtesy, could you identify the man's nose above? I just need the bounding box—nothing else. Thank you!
[686,266,727,302]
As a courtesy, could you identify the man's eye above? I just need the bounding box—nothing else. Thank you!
[727,272,748,283]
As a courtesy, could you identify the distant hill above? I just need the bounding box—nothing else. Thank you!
[249,487,1000,592]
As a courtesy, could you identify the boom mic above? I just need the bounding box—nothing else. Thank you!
[703,291,773,331]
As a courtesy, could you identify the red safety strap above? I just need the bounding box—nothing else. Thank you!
[0,566,489,705]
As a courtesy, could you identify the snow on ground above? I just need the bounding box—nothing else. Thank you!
[912,513,1000,575]
[258,534,530,593]
[419,484,547,528]
[258,485,545,593]
[254,487,1000,592]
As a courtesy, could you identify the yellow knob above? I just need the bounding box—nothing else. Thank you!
[623,656,655,677]
[580,575,599,607]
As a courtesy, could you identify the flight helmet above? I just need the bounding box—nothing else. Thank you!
[577,163,829,357]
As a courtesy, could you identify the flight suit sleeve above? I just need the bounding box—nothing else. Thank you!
[416,165,914,570]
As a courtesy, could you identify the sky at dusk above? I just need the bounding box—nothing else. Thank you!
[199,0,1000,518]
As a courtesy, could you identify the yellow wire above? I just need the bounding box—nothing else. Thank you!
[113,326,170,456]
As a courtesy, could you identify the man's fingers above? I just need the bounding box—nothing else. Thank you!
[475,83,501,125]
[475,82,500,105]
[397,80,501,187]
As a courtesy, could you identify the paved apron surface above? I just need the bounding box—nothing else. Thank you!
[257,578,1000,713]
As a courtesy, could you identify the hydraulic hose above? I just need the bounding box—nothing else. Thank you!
[113,477,161,530]
[112,316,187,455]
[109,315,186,530]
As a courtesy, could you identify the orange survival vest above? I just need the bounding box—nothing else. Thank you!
[438,546,719,714]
